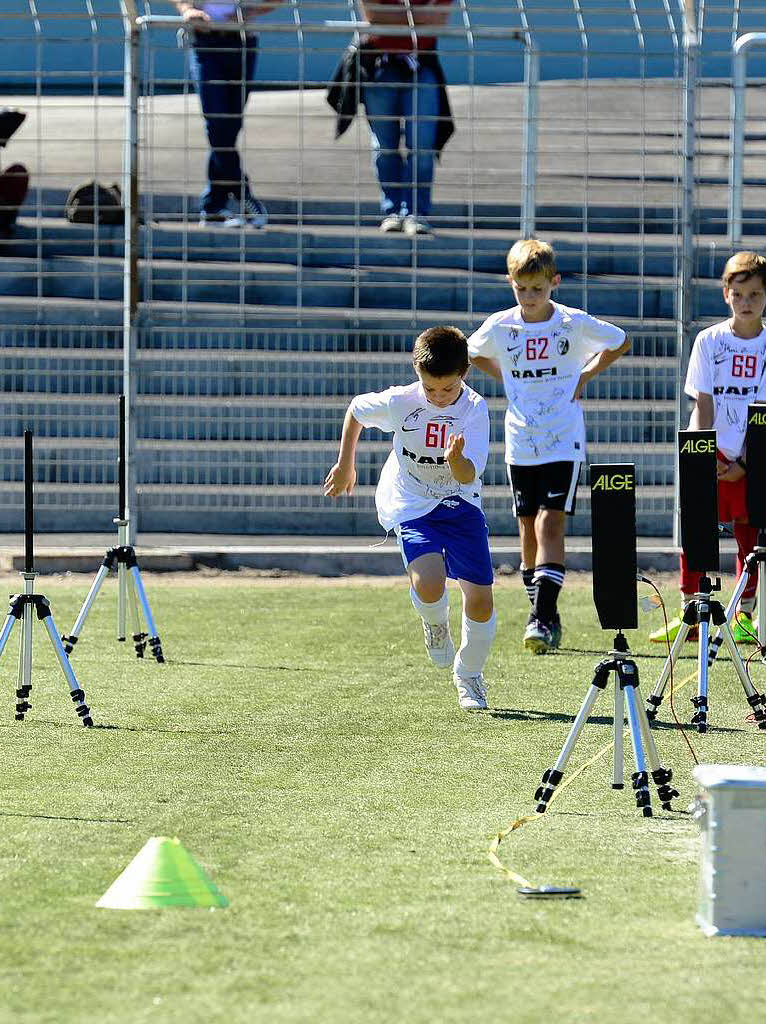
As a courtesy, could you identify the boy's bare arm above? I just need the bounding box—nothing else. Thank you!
[324,408,364,497]
[573,338,630,400]
[688,392,714,431]
[469,355,503,383]
[445,433,475,484]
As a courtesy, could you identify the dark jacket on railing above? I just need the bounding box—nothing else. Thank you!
[327,43,455,157]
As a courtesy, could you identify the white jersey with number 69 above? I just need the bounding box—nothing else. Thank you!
[685,320,766,460]
[349,381,490,530]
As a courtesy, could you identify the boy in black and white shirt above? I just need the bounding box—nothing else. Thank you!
[324,326,496,710]
[469,238,629,654]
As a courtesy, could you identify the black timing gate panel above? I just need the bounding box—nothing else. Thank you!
[678,430,719,573]
[590,463,638,631]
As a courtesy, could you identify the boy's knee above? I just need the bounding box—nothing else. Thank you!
[413,578,446,605]
[465,592,494,622]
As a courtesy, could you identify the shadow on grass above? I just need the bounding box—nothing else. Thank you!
[558,646,699,661]
[0,810,132,823]
[0,720,237,736]
[483,707,747,734]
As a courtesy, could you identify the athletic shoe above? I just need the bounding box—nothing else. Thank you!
[380,213,404,233]
[229,194,268,229]
[198,206,235,227]
[523,617,552,655]
[422,620,455,668]
[549,616,563,650]
[649,611,698,645]
[403,215,432,236]
[454,672,487,710]
[733,612,758,645]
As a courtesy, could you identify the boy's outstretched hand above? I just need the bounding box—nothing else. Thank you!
[324,461,356,497]
[445,432,465,462]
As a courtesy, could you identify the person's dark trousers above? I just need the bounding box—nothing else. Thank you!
[189,32,257,215]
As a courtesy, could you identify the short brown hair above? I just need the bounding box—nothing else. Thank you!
[506,238,557,280]
[412,325,470,377]
[722,251,766,289]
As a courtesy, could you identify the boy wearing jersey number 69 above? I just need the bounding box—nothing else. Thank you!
[468,239,629,654]
[324,326,496,711]
[650,251,766,646]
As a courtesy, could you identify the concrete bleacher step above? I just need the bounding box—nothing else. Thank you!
[0,253,688,317]
[7,217,764,280]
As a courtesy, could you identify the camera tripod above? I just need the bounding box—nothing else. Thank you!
[645,574,766,733]
[708,529,766,668]
[61,396,164,663]
[535,632,678,818]
[0,430,94,727]
[61,517,164,663]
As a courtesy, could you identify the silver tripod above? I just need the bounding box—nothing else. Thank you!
[708,532,766,668]
[62,395,164,664]
[535,632,678,817]
[0,430,94,726]
[62,516,164,663]
[646,574,766,733]
[0,572,93,726]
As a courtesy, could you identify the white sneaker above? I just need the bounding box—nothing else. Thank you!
[422,620,455,668]
[380,213,404,233]
[454,673,487,710]
[523,617,553,655]
[403,215,432,236]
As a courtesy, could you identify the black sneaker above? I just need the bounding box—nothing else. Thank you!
[549,616,562,649]
[232,194,268,229]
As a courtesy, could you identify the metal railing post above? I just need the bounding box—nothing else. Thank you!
[674,0,698,547]
[520,44,539,238]
[728,33,766,246]
[121,0,139,544]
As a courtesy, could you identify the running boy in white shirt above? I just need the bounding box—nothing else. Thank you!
[468,238,629,654]
[650,250,766,646]
[324,326,496,710]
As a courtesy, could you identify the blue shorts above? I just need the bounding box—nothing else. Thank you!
[397,498,494,586]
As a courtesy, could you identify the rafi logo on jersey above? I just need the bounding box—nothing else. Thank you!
[401,407,427,432]
[592,472,634,492]
[402,446,446,466]
[713,385,759,396]
[510,367,558,379]
[680,438,715,454]
[749,409,766,426]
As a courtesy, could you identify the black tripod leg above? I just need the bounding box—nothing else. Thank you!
[623,684,652,817]
[535,673,607,812]
[646,616,692,720]
[38,601,93,727]
[0,605,29,720]
[129,566,164,663]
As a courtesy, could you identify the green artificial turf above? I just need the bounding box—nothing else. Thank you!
[1,570,765,1023]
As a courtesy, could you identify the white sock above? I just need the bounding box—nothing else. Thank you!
[410,588,450,626]
[454,611,497,678]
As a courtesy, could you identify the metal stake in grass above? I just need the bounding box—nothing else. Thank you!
[61,395,165,664]
[0,430,94,726]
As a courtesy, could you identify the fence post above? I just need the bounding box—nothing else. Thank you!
[520,45,539,238]
[674,0,698,547]
[728,34,766,246]
[121,0,139,544]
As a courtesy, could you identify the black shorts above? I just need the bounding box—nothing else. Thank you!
[507,461,581,517]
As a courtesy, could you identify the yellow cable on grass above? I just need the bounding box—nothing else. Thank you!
[488,667,700,886]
